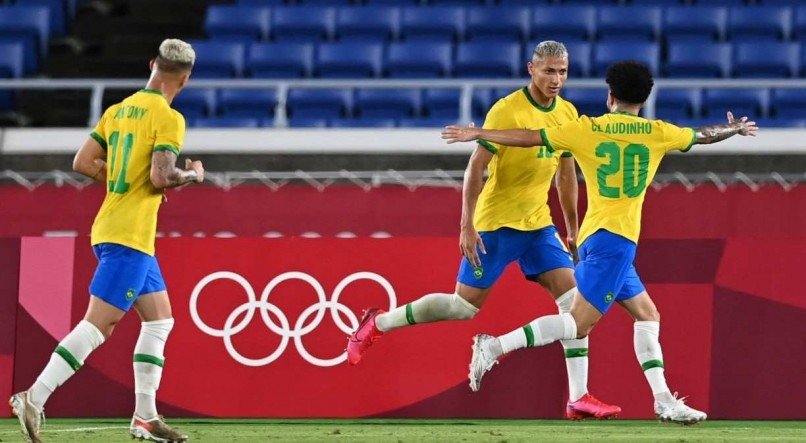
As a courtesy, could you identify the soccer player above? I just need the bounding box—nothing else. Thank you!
[348,41,621,419]
[9,39,203,443]
[442,61,758,424]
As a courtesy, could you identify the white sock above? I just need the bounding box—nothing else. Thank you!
[634,320,674,406]
[556,288,589,402]
[496,312,577,357]
[375,293,478,332]
[134,318,174,419]
[28,320,105,410]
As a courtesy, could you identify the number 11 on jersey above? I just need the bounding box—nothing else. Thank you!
[108,131,134,194]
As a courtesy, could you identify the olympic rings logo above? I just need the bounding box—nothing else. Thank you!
[189,271,397,367]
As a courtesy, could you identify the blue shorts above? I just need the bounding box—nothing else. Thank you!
[457,226,574,289]
[575,230,646,314]
[89,243,166,312]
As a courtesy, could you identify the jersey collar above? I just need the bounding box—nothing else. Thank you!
[522,87,557,113]
[139,88,165,97]
[610,111,644,118]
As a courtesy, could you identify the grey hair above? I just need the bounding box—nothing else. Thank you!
[532,40,568,62]
[159,39,195,66]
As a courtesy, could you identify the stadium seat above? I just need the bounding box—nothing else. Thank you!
[728,7,792,41]
[336,7,399,42]
[238,0,285,4]
[734,42,800,78]
[455,42,520,78]
[795,7,806,39]
[288,117,328,128]
[664,7,727,42]
[771,88,806,119]
[656,88,701,122]
[398,117,460,128]
[287,88,352,119]
[315,42,383,78]
[0,41,24,78]
[523,40,591,77]
[385,42,452,78]
[171,88,215,120]
[423,88,491,121]
[354,88,420,119]
[400,7,465,43]
[194,117,261,128]
[218,89,278,118]
[597,7,661,42]
[272,7,335,42]
[665,42,731,78]
[530,6,595,42]
[298,0,354,5]
[562,89,608,117]
[702,88,768,118]
[364,0,419,5]
[751,117,805,128]
[0,6,49,61]
[205,6,270,42]
[561,0,618,4]
[491,87,519,103]
[465,7,530,43]
[330,118,397,128]
[629,0,684,5]
[247,42,314,78]
[17,0,66,37]
[593,42,659,76]
[191,42,245,78]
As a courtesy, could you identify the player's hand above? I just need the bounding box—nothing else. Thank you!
[185,158,205,183]
[727,111,759,137]
[442,122,481,144]
[460,225,486,268]
[566,235,579,264]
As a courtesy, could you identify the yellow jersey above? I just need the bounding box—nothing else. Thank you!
[474,87,577,232]
[89,89,186,255]
[540,112,696,246]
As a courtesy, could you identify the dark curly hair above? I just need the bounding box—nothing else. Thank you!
[605,61,654,105]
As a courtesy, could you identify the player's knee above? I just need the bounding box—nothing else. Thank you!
[634,306,660,322]
[451,293,479,320]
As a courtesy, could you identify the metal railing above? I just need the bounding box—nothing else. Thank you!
[1,78,805,127]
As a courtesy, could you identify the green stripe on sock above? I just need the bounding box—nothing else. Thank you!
[523,325,535,347]
[641,359,664,371]
[55,346,81,372]
[565,348,589,358]
[134,354,164,367]
[405,304,416,325]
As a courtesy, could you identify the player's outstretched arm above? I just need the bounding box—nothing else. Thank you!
[73,137,107,184]
[150,151,204,189]
[695,111,759,145]
[442,125,543,147]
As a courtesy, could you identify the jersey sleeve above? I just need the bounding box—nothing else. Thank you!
[539,117,587,157]
[89,106,114,150]
[660,121,697,153]
[153,109,186,156]
[477,99,516,154]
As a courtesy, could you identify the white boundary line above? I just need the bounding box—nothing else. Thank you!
[0,425,128,435]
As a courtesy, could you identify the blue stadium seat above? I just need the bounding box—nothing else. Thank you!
[385,42,452,78]
[330,118,397,128]
[593,42,659,76]
[272,7,335,42]
[194,117,261,128]
[17,0,66,37]
[772,88,806,119]
[752,117,805,128]
[531,6,595,42]
[702,89,768,118]
[218,89,277,118]
[629,0,684,5]
[0,6,49,61]
[664,7,727,42]
[238,0,287,4]
[796,7,806,39]
[205,6,270,42]
[364,0,419,5]
[0,41,24,78]
[597,7,661,41]
[336,7,399,42]
[696,0,750,5]
[466,7,530,43]
[287,88,352,119]
[316,42,383,78]
[666,42,731,78]
[728,6,792,41]
[171,89,215,120]
[656,88,701,122]
[523,40,591,78]
[561,0,618,4]
[288,118,328,128]
[562,89,608,117]
[400,6,464,43]
[423,88,491,121]
[247,42,314,78]
[298,0,354,5]
[734,42,800,78]
[354,88,420,119]
[398,117,460,128]
[491,87,519,103]
[802,43,806,76]
[191,42,245,78]
[455,41,520,78]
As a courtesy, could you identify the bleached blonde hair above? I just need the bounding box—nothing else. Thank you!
[156,39,195,72]
[532,40,568,62]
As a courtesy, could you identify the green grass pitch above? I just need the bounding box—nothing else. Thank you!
[1,419,804,442]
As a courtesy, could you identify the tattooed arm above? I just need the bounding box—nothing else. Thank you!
[150,150,205,189]
[695,111,759,144]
